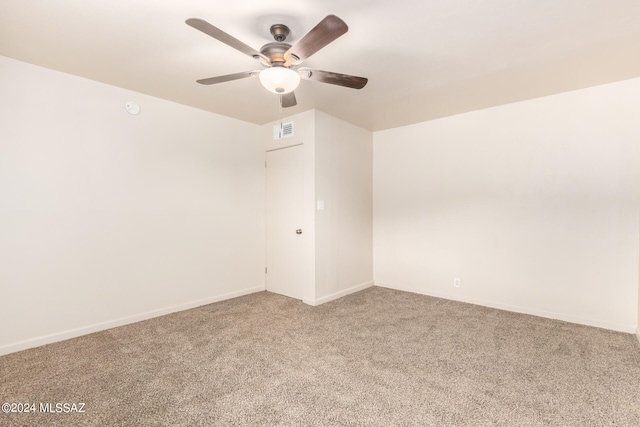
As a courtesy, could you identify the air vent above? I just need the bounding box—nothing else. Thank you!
[273,121,294,140]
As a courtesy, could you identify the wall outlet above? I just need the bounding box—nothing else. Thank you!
[454,277,461,288]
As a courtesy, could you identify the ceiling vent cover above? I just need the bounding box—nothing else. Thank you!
[273,121,294,140]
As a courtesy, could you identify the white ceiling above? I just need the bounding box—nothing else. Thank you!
[2,0,640,131]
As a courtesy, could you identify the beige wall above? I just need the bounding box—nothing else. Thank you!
[314,111,373,303]
[373,78,640,332]
[0,56,266,355]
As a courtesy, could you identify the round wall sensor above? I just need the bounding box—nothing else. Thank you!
[125,101,140,115]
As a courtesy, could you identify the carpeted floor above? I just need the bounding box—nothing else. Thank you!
[1,286,640,426]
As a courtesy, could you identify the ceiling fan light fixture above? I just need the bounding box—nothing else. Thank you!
[259,66,300,94]
[187,15,366,109]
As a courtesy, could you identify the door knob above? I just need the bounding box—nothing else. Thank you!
[296,229,302,235]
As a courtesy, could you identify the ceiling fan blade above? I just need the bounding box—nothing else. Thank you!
[196,71,260,85]
[299,68,368,89]
[186,18,270,64]
[280,92,297,108]
[284,15,348,66]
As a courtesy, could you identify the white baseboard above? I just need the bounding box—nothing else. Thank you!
[303,281,373,306]
[0,286,265,357]
[636,328,640,346]
[375,282,636,334]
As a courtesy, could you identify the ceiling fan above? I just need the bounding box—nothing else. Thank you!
[186,15,368,108]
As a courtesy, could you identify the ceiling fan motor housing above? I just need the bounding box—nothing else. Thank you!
[260,42,291,65]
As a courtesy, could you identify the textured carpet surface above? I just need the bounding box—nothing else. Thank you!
[1,286,640,426]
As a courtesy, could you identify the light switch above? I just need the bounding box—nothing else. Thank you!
[316,200,325,211]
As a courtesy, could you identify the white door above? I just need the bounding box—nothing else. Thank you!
[266,145,304,299]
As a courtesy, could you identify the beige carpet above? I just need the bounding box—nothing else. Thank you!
[1,286,640,426]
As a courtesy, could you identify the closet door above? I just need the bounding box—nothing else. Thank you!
[265,145,304,299]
